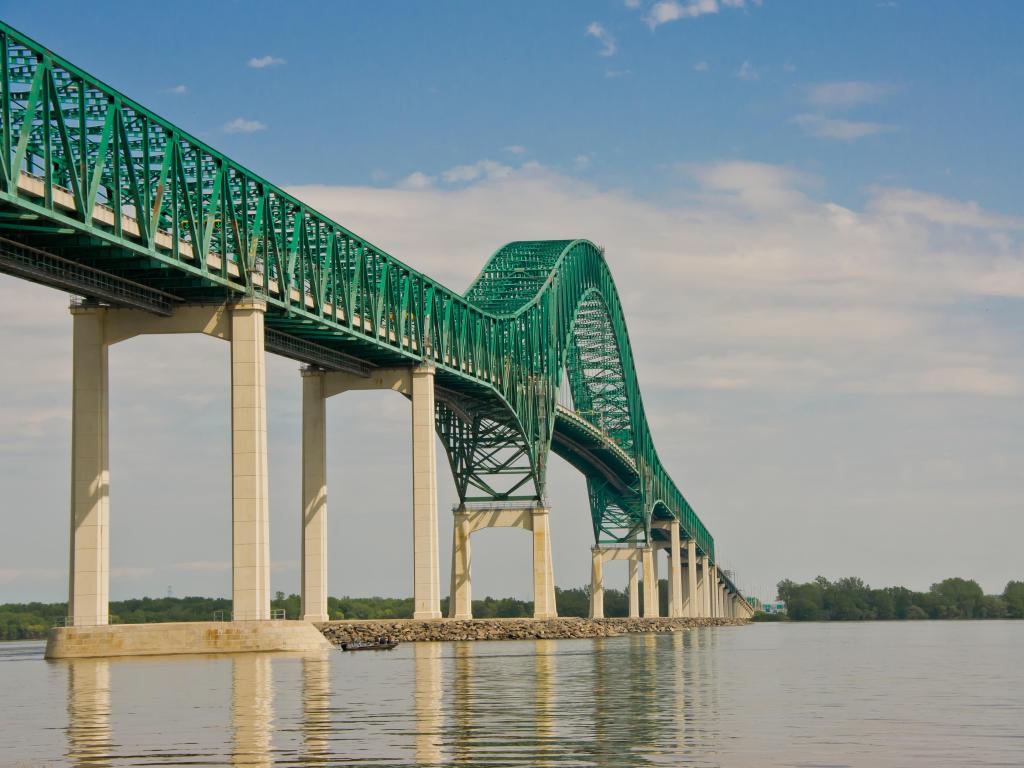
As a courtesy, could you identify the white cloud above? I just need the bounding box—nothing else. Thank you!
[398,171,435,189]
[644,0,758,28]
[223,117,267,134]
[624,0,642,7]
[585,22,617,57]
[574,154,592,170]
[806,80,895,108]
[605,67,633,79]
[440,159,513,184]
[165,84,188,95]
[503,145,527,156]
[792,113,894,140]
[735,61,759,80]
[248,55,286,69]
[286,160,1024,398]
[694,60,710,72]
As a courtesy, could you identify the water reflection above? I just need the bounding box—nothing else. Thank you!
[39,624,1024,767]
[66,658,111,767]
[302,651,332,765]
[232,654,274,767]
[413,642,444,765]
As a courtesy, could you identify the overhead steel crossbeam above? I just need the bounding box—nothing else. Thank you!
[0,235,176,314]
[0,21,720,563]
[264,329,372,377]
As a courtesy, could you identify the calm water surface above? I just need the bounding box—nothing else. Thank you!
[1,622,1022,767]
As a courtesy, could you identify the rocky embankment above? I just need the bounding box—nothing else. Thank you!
[317,616,746,645]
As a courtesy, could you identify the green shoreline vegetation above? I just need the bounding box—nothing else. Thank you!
[3,578,1021,640]
[0,587,623,641]
[760,577,1024,622]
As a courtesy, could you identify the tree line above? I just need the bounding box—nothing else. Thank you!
[0,586,642,641]
[771,577,1024,621]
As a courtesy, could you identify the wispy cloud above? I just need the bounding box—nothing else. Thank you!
[736,61,759,80]
[164,84,188,95]
[585,22,617,57]
[806,80,895,108]
[792,113,895,140]
[248,55,286,69]
[694,61,710,72]
[644,0,759,29]
[503,145,527,156]
[441,159,514,184]
[223,117,267,134]
[605,67,633,79]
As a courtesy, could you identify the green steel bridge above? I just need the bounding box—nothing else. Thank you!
[0,21,748,620]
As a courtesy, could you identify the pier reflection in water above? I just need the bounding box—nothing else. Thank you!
[9,622,1022,766]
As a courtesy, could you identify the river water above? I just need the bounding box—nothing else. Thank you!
[1,621,1022,767]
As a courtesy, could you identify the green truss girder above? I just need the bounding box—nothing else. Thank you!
[0,21,715,561]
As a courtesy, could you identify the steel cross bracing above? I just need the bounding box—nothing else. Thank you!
[0,21,715,560]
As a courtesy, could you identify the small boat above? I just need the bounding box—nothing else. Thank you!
[340,640,399,652]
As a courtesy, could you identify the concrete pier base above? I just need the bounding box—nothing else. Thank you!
[45,620,332,659]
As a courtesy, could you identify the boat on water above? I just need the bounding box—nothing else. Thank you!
[340,640,399,652]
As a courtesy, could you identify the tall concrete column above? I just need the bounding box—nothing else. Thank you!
[668,521,683,618]
[704,561,712,618]
[696,555,708,618]
[69,306,110,627]
[641,547,659,617]
[300,368,328,622]
[589,547,604,619]
[449,509,472,619]
[532,507,557,619]
[686,539,698,618]
[231,299,270,621]
[411,364,441,619]
[628,552,640,618]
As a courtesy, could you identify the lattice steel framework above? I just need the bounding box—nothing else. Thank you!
[0,21,714,558]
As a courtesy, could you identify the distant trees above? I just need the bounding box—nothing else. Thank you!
[772,576,1022,621]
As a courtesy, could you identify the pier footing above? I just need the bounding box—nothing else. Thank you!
[44,620,333,659]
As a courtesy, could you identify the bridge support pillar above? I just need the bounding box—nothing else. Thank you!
[628,552,640,618]
[449,509,472,619]
[702,560,713,618]
[686,539,698,617]
[300,368,328,622]
[448,505,556,619]
[589,547,604,619]
[695,554,708,618]
[411,365,442,620]
[69,306,110,627]
[230,299,271,622]
[641,547,659,617]
[668,521,683,618]
[531,508,557,619]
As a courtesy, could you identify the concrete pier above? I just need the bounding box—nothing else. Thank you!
[45,620,332,659]
[668,520,683,618]
[300,368,328,622]
[67,301,272,627]
[448,506,556,619]
[588,546,642,619]
[69,307,110,627]
[641,546,659,617]
[230,299,271,622]
[411,365,442,619]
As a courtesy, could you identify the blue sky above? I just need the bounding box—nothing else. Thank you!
[5,1,1022,212]
[1,1,1022,604]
